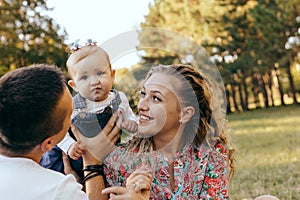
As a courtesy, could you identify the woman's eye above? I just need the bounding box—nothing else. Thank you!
[97,71,104,76]
[153,96,162,102]
[140,91,146,98]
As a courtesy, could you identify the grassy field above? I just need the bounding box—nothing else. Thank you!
[227,105,300,200]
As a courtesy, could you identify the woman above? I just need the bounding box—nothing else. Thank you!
[75,64,235,199]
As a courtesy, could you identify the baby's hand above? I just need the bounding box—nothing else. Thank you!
[67,141,86,160]
[121,120,138,133]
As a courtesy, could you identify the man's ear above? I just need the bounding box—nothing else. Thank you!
[180,106,195,124]
[68,80,78,92]
[40,137,55,152]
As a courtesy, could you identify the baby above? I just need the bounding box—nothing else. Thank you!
[40,40,137,178]
[63,40,137,157]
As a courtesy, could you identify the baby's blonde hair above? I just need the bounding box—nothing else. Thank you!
[66,45,111,78]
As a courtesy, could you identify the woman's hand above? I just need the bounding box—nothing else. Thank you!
[71,111,122,161]
[102,169,152,200]
[125,169,152,192]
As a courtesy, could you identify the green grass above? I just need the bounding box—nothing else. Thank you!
[227,105,300,200]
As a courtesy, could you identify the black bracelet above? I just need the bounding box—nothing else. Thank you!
[82,165,104,184]
[83,164,103,173]
[82,171,103,183]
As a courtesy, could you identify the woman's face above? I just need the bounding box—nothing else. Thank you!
[137,73,182,139]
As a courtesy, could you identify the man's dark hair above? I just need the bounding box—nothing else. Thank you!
[0,64,66,154]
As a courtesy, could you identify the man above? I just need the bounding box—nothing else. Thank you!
[0,64,151,200]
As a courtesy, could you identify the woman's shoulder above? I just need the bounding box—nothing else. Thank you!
[214,140,227,156]
[192,140,227,161]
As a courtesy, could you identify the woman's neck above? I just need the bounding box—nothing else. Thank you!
[153,126,185,162]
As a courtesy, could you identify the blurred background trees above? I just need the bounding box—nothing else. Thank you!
[0,0,68,76]
[1,0,299,111]
[137,0,300,111]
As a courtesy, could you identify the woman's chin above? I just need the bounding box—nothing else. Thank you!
[136,127,158,138]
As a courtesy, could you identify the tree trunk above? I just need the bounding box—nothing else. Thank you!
[241,77,249,110]
[267,70,275,107]
[262,72,273,107]
[237,84,245,111]
[258,73,269,108]
[251,74,259,109]
[231,85,240,112]
[274,66,286,106]
[286,60,299,105]
[225,85,232,114]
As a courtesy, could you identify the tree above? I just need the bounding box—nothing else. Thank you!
[215,0,300,107]
[139,0,227,64]
[138,0,300,111]
[0,0,69,76]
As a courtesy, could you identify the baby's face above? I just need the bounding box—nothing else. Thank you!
[71,51,114,102]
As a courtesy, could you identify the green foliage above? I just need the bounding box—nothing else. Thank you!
[139,0,299,88]
[228,105,300,199]
[138,0,227,64]
[0,0,69,73]
[218,0,300,75]
[137,0,300,109]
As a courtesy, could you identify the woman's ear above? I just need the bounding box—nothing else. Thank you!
[68,80,78,92]
[40,137,55,152]
[180,106,195,124]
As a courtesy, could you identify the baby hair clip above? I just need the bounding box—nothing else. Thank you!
[71,39,81,52]
[85,39,97,46]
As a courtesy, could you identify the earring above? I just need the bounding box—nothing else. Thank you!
[179,119,183,125]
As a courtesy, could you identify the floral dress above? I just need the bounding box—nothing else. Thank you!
[104,141,229,199]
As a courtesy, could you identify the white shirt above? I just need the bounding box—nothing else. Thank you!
[0,155,88,200]
[58,91,137,153]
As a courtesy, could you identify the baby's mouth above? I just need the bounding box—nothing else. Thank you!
[91,87,102,92]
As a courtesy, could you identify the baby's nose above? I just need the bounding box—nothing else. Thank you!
[91,77,101,85]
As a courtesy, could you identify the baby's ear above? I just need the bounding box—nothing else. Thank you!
[111,69,116,79]
[68,80,78,92]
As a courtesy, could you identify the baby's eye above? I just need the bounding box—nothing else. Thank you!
[80,75,88,80]
[97,71,104,76]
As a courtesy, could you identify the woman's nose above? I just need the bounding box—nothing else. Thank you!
[137,97,149,111]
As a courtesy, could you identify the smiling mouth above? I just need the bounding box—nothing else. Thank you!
[139,114,154,122]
